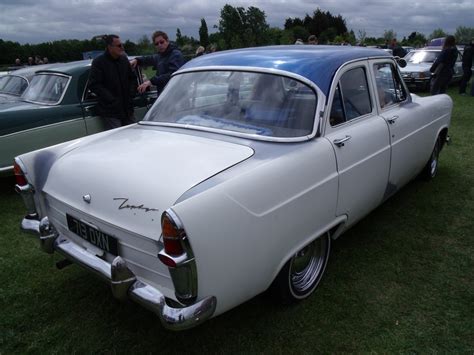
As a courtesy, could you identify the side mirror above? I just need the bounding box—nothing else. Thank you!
[396,58,407,68]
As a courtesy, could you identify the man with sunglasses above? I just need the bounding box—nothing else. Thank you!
[88,34,137,129]
[130,31,185,95]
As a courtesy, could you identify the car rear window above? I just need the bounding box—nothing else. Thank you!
[144,71,317,139]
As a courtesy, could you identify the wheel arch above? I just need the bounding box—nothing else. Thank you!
[267,215,347,291]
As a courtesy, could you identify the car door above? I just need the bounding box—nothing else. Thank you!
[370,59,436,191]
[324,62,391,226]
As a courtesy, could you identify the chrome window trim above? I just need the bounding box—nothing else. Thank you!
[370,58,411,112]
[140,66,326,143]
[22,73,72,106]
[323,60,376,133]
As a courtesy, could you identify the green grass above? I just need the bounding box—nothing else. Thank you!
[1,87,473,353]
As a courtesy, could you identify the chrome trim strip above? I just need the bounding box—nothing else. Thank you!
[0,165,13,174]
[161,209,198,304]
[19,216,216,330]
[139,121,314,143]
[1,117,85,138]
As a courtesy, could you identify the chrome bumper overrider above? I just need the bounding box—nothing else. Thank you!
[20,216,217,331]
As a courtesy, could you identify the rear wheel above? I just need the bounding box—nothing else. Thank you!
[421,136,441,180]
[271,233,331,304]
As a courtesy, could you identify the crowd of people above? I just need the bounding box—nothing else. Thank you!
[13,55,49,67]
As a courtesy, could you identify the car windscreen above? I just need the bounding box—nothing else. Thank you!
[144,71,317,139]
[405,51,439,64]
[0,75,28,96]
[22,73,69,104]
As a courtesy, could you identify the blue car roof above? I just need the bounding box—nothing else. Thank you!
[181,45,390,96]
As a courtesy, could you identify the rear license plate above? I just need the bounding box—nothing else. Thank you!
[66,214,118,255]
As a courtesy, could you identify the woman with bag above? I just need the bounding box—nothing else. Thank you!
[430,35,458,95]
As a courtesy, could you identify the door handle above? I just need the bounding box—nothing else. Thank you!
[388,115,399,124]
[333,135,352,147]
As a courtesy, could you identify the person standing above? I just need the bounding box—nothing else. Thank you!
[88,34,137,129]
[430,35,458,95]
[130,31,184,95]
[389,38,406,58]
[459,39,473,95]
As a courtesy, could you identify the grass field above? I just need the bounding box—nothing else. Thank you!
[0,87,473,353]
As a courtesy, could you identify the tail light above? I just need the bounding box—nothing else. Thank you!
[161,212,185,256]
[158,210,198,304]
[14,161,28,186]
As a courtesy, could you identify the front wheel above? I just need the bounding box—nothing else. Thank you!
[270,233,331,304]
[421,136,441,180]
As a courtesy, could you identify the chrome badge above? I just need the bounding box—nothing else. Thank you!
[82,194,91,204]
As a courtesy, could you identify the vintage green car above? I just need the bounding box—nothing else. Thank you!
[0,59,156,174]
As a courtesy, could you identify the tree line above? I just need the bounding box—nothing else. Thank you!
[1,4,474,66]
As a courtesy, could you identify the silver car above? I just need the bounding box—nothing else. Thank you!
[400,48,463,91]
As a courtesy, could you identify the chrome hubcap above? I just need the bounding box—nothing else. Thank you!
[290,235,329,295]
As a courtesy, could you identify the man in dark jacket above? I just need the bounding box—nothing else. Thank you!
[130,31,185,95]
[88,34,137,129]
[459,39,473,95]
[389,38,407,58]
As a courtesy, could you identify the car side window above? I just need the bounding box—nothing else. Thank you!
[373,63,407,108]
[330,67,371,126]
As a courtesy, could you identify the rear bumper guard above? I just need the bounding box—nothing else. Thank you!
[21,216,217,331]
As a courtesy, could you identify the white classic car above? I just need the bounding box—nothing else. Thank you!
[14,46,452,330]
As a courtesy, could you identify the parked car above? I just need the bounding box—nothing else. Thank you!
[0,59,156,175]
[400,48,463,91]
[15,46,452,330]
[0,64,55,103]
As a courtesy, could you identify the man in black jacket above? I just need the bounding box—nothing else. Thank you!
[130,31,185,95]
[88,34,137,129]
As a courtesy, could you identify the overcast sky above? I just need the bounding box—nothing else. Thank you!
[1,0,472,44]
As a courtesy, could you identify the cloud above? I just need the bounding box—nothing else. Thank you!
[0,0,472,44]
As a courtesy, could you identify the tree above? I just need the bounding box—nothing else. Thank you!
[266,27,283,45]
[291,26,309,43]
[245,6,269,46]
[455,26,474,44]
[199,19,210,47]
[429,28,447,40]
[357,29,367,45]
[137,35,153,55]
[217,4,269,49]
[383,29,397,42]
[176,28,184,47]
[405,31,427,47]
[283,8,347,44]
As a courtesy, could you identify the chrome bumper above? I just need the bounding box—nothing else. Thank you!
[20,216,217,331]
